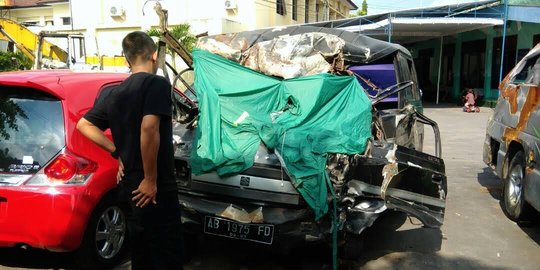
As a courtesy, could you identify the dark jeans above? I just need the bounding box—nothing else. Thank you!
[119,187,184,270]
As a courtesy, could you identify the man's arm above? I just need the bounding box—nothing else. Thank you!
[76,118,116,153]
[131,115,160,207]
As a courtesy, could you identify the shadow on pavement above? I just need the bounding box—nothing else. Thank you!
[0,247,73,269]
[0,247,130,270]
[422,102,461,109]
[477,167,540,248]
[477,167,502,200]
[351,211,442,267]
[348,212,509,270]
[351,252,512,270]
[519,222,540,246]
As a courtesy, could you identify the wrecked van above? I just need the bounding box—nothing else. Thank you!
[483,43,540,222]
[169,26,447,252]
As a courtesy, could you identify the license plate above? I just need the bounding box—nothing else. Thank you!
[204,216,274,245]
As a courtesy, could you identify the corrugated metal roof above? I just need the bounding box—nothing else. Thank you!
[305,0,504,44]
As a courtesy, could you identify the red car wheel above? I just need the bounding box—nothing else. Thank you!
[74,195,128,269]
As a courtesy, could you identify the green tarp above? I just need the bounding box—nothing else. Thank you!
[191,49,372,219]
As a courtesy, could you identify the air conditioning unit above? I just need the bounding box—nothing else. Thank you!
[109,5,125,17]
[224,0,237,10]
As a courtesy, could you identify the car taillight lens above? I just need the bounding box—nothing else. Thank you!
[25,151,97,186]
[45,155,77,181]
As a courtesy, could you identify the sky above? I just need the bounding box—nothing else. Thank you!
[352,0,488,15]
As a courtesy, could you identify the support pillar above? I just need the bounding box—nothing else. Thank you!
[436,36,443,104]
[452,34,463,102]
[484,28,495,101]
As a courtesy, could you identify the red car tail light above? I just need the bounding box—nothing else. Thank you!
[44,155,77,181]
[25,150,97,186]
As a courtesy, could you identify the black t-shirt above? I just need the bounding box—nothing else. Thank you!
[84,72,177,193]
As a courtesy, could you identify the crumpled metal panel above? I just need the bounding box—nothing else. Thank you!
[195,35,247,62]
[346,142,447,228]
[196,32,345,79]
[241,33,345,79]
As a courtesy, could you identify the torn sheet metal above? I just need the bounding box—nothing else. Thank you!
[197,32,345,79]
[375,104,421,150]
[344,198,386,234]
[347,143,447,228]
[241,33,345,79]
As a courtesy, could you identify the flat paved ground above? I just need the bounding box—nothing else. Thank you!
[1,104,539,270]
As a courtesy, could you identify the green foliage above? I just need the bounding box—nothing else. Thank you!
[357,0,368,16]
[170,24,197,52]
[146,27,161,38]
[0,51,30,140]
[0,51,32,72]
[146,23,197,69]
[0,97,27,140]
[146,23,197,53]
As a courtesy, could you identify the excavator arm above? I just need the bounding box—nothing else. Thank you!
[0,18,68,63]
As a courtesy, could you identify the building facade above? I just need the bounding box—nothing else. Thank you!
[406,1,540,105]
[410,20,540,105]
[309,0,540,105]
[1,0,71,31]
[1,0,357,57]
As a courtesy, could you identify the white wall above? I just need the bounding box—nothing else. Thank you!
[8,0,354,57]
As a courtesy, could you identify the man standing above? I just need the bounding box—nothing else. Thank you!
[77,31,183,269]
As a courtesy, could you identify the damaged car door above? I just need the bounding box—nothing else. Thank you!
[329,79,446,235]
[344,140,446,231]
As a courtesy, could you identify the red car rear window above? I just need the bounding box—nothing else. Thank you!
[0,86,64,184]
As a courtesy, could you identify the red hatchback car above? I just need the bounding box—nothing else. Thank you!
[0,70,130,269]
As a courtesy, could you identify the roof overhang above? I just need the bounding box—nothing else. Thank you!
[346,0,358,10]
[340,17,504,44]
[306,0,504,44]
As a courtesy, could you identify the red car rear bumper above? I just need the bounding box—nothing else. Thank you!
[0,185,96,252]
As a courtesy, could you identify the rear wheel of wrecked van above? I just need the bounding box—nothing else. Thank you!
[503,151,534,222]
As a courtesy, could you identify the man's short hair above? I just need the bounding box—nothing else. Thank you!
[122,31,156,65]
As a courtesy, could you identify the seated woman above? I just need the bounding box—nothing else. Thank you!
[463,88,479,112]
[464,88,475,107]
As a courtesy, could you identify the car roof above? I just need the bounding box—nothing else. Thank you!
[0,70,129,99]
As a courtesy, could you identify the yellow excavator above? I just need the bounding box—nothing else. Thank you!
[0,18,125,70]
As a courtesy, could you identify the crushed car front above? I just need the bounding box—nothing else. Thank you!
[170,26,447,248]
